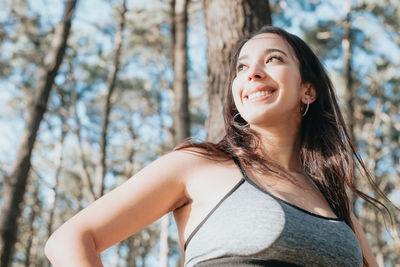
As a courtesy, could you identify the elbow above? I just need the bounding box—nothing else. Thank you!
[44,231,65,263]
[44,227,80,263]
[44,226,101,266]
[44,233,57,262]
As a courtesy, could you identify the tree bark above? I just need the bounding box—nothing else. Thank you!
[0,0,77,265]
[98,0,127,198]
[23,184,40,267]
[126,237,138,267]
[72,87,97,202]
[160,1,190,266]
[343,0,355,145]
[342,0,362,214]
[172,0,190,145]
[159,214,170,267]
[203,0,272,142]
[43,113,68,267]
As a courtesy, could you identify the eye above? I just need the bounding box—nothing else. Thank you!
[266,55,284,64]
[236,63,247,72]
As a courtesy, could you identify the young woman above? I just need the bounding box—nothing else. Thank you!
[45,26,388,266]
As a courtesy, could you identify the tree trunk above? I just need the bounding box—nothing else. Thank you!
[160,1,190,266]
[342,0,361,212]
[23,184,40,267]
[98,0,127,198]
[126,236,138,267]
[0,0,77,265]
[203,0,272,142]
[159,214,170,267]
[172,0,190,145]
[43,114,68,267]
[72,87,97,202]
[342,0,355,145]
[115,239,126,266]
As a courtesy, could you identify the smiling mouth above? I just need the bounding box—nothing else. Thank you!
[245,89,276,101]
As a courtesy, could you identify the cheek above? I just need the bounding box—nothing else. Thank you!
[288,66,302,86]
[277,67,302,91]
[231,78,242,105]
[291,68,302,85]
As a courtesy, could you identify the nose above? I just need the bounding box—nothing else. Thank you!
[247,63,265,81]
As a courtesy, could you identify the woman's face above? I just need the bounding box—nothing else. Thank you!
[232,33,308,128]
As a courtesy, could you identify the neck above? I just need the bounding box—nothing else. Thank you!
[251,124,302,173]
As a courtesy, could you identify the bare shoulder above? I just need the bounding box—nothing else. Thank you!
[173,148,241,198]
[168,147,233,175]
[165,147,238,192]
[163,147,228,182]
[156,148,223,179]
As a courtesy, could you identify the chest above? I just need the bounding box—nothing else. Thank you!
[183,182,363,267]
[174,166,339,251]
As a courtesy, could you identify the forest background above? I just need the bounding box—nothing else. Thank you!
[0,0,399,266]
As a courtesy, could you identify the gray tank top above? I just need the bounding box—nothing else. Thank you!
[184,160,363,266]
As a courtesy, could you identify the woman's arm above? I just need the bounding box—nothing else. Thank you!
[45,150,192,266]
[350,213,379,267]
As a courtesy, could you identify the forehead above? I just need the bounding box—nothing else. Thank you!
[239,33,297,61]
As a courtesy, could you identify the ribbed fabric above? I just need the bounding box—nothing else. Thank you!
[184,161,363,267]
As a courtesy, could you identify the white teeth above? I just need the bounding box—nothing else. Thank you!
[248,90,273,100]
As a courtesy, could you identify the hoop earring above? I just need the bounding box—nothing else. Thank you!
[233,113,249,127]
[302,98,310,117]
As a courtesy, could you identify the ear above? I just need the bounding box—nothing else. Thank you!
[301,82,316,104]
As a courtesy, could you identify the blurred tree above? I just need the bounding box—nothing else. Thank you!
[42,86,69,267]
[160,0,190,266]
[1,0,398,265]
[0,1,77,266]
[300,0,400,265]
[22,179,41,267]
[97,0,128,198]
[1,0,181,265]
[72,83,97,202]
[171,0,191,145]
[203,0,272,141]
[342,0,355,144]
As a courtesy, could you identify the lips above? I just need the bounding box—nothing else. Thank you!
[243,85,277,101]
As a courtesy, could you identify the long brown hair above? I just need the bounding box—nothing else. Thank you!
[176,26,394,245]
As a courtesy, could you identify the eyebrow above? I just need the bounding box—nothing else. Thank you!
[237,48,288,62]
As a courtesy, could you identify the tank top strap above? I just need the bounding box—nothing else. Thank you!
[184,177,245,251]
[232,156,250,180]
